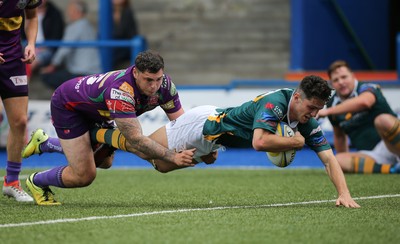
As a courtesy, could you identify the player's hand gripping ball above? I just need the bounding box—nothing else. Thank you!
[266,122,296,167]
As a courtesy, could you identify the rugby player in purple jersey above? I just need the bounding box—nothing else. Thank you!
[23,50,195,205]
[1,0,41,202]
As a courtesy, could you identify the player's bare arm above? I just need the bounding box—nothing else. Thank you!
[166,107,184,121]
[252,128,304,152]
[114,117,195,167]
[22,8,38,64]
[318,92,376,118]
[200,151,218,165]
[317,150,360,208]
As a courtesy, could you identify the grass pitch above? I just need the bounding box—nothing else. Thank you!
[1,168,399,244]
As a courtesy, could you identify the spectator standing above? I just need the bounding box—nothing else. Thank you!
[26,0,65,73]
[41,0,101,90]
[112,0,139,68]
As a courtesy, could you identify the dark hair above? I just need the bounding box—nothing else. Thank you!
[298,75,332,103]
[134,50,164,73]
[327,60,352,79]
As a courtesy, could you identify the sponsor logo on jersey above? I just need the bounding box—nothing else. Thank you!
[148,95,159,106]
[309,125,322,136]
[119,82,134,95]
[110,88,134,105]
[263,102,283,119]
[161,100,175,110]
[265,102,274,109]
[257,112,278,127]
[272,106,283,119]
[311,135,328,147]
[161,75,168,89]
[10,75,27,86]
[75,78,84,91]
[170,82,177,96]
[359,83,379,94]
[106,99,135,114]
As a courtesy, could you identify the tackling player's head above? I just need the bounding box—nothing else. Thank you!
[133,50,165,96]
[135,50,164,74]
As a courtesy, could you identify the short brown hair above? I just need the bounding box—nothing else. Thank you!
[298,75,332,103]
[327,60,352,79]
[135,50,164,73]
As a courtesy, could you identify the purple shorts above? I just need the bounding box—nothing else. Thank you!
[0,59,28,99]
[50,89,91,140]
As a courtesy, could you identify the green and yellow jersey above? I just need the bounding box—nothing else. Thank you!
[203,88,331,152]
[327,82,396,150]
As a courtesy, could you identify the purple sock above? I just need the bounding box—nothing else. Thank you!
[40,137,63,154]
[33,166,66,188]
[6,161,21,183]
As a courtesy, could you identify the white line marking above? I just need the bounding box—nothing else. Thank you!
[1,194,399,228]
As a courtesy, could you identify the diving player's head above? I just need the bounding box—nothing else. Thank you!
[133,50,165,96]
[291,75,332,123]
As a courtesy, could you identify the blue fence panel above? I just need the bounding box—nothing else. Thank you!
[290,0,390,70]
[398,33,400,77]
[35,36,147,72]
[99,0,113,72]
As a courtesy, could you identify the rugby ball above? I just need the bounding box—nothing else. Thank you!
[266,122,296,167]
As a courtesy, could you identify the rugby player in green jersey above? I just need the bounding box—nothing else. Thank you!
[89,75,360,208]
[317,60,400,174]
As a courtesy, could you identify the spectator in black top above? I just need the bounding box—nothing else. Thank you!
[28,0,65,73]
[112,0,139,68]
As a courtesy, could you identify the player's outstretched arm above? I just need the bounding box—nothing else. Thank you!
[317,149,360,208]
[115,117,195,167]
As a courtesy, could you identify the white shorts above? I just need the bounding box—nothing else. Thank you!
[166,105,222,162]
[360,140,400,165]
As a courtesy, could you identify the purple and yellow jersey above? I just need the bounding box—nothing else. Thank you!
[54,65,181,123]
[203,88,331,152]
[0,0,42,61]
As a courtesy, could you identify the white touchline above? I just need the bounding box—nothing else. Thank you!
[1,194,399,228]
